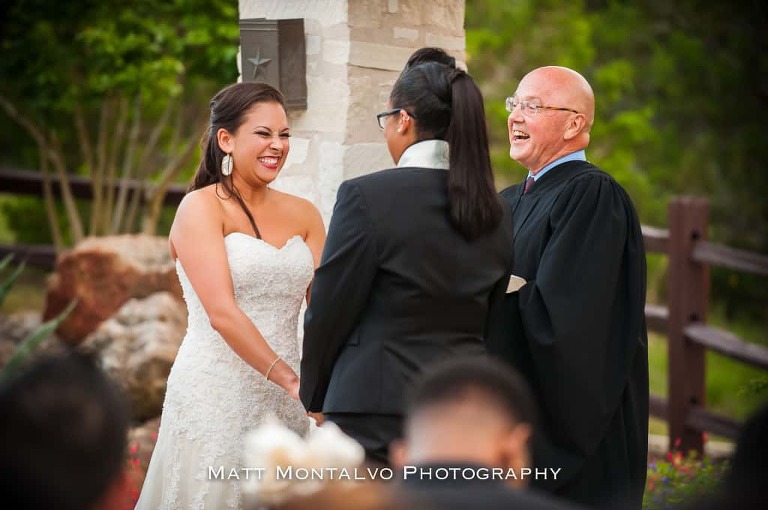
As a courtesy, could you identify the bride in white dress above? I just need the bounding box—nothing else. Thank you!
[135,82,325,510]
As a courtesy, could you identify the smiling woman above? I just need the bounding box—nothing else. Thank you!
[134,82,327,510]
[224,102,291,191]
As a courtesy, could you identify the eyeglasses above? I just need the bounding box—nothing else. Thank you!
[376,108,415,130]
[505,96,579,116]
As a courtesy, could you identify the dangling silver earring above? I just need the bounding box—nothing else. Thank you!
[221,153,233,176]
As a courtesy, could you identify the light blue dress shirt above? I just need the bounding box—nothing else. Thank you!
[529,150,587,181]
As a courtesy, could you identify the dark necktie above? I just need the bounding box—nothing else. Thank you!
[523,176,535,195]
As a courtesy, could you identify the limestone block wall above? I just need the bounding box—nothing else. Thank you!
[239,0,465,224]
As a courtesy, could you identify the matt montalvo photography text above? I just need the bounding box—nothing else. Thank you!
[209,465,562,482]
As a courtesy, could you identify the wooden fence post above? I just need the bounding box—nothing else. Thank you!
[667,197,709,453]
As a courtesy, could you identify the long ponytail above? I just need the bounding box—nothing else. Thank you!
[391,63,502,240]
[444,70,503,239]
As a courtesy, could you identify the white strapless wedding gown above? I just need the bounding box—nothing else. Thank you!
[135,233,313,510]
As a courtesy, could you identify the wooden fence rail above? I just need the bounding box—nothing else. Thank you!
[2,170,768,453]
[642,197,768,453]
[0,167,186,205]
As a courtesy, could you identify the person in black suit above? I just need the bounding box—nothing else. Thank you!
[391,357,584,510]
[300,60,514,465]
[487,66,648,508]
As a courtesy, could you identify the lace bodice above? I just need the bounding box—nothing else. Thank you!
[179,233,314,348]
[135,232,314,510]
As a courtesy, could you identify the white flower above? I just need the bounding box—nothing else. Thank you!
[242,416,306,505]
[242,416,366,507]
[305,421,366,470]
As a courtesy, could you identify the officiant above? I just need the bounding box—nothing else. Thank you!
[487,66,649,509]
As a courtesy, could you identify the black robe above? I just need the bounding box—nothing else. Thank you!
[487,160,649,509]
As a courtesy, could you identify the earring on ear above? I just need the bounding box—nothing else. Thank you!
[399,114,410,133]
[221,153,233,176]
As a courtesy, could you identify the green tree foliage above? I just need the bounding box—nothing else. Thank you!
[466,0,767,321]
[0,0,239,244]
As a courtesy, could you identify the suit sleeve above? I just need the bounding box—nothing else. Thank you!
[300,181,378,412]
[518,176,646,481]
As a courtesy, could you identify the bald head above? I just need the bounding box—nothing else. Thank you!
[524,66,594,130]
[508,66,595,173]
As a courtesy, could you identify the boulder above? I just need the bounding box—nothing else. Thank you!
[43,235,182,344]
[80,292,187,421]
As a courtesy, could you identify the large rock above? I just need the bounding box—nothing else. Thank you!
[80,292,187,421]
[43,235,182,344]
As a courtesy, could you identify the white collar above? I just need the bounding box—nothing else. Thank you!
[397,140,449,170]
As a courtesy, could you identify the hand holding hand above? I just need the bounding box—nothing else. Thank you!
[308,411,325,426]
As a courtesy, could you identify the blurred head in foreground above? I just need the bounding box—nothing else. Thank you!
[391,356,536,488]
[0,350,130,510]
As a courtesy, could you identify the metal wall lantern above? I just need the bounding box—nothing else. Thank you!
[239,18,307,110]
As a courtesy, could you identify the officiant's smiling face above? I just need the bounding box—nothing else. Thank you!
[218,101,290,187]
[508,71,573,173]
[508,67,593,174]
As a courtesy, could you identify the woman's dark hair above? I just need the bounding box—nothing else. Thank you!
[403,47,456,71]
[190,82,286,238]
[390,62,503,240]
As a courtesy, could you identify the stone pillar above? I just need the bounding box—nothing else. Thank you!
[239,0,465,224]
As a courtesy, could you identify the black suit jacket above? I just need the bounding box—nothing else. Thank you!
[300,166,513,414]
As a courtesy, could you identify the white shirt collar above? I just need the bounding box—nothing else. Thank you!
[397,140,450,170]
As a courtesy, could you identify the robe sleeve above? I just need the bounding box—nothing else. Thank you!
[300,180,378,412]
[518,174,646,480]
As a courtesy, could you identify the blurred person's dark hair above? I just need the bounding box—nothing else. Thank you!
[0,350,130,510]
[408,356,537,428]
[392,356,538,479]
[391,358,584,510]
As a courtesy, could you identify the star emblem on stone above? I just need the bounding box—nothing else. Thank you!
[248,49,272,80]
